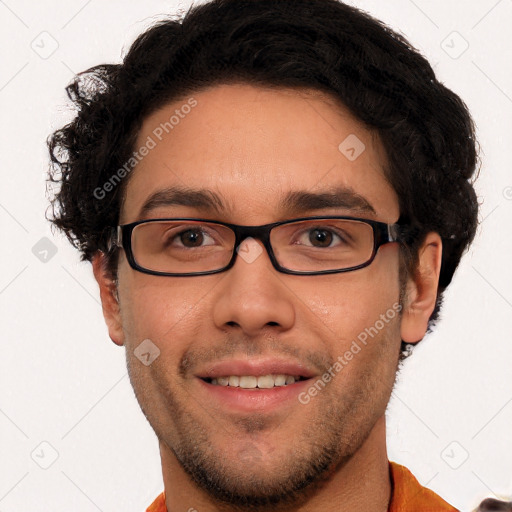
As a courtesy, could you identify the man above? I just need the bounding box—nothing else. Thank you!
[47,0,480,510]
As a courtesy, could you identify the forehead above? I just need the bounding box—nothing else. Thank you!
[121,84,399,224]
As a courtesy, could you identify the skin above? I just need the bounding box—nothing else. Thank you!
[93,84,442,512]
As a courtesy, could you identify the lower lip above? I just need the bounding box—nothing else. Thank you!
[196,378,313,414]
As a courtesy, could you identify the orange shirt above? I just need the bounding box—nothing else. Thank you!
[146,460,459,511]
[387,461,459,511]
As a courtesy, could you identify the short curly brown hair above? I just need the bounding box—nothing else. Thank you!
[47,0,480,349]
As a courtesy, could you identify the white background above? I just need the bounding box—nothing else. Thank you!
[0,0,511,511]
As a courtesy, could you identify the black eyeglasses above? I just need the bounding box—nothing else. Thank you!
[111,216,411,277]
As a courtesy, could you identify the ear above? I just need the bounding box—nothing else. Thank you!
[400,232,443,344]
[92,252,125,346]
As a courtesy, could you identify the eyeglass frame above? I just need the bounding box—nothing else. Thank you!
[110,215,412,277]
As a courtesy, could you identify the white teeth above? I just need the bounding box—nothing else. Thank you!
[239,376,258,389]
[274,374,286,386]
[257,375,274,389]
[228,375,240,387]
[285,375,295,385]
[217,377,229,386]
[208,374,302,388]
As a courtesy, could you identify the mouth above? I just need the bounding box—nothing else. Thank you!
[200,374,309,389]
[194,358,317,413]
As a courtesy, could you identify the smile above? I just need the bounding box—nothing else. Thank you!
[203,374,308,388]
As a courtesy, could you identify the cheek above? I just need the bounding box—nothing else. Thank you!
[118,266,212,353]
[289,244,401,344]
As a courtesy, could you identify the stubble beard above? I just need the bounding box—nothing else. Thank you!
[148,343,400,511]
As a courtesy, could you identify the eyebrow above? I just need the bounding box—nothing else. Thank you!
[282,187,376,216]
[137,185,376,219]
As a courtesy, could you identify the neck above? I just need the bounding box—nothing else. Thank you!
[159,414,391,512]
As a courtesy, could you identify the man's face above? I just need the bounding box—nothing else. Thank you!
[116,84,403,505]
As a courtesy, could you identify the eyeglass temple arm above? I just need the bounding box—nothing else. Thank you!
[105,226,122,252]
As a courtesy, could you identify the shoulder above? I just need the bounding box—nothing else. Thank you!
[388,461,460,512]
[145,491,167,512]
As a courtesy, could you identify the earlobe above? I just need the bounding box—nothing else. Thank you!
[92,252,125,346]
[400,232,443,344]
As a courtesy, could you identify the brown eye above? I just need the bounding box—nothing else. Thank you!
[179,229,204,247]
[309,228,333,247]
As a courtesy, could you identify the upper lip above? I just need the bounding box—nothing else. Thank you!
[195,358,317,380]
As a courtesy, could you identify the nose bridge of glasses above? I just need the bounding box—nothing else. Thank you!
[231,224,273,262]
[232,223,272,244]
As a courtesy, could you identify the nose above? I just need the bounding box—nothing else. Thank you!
[212,237,295,337]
